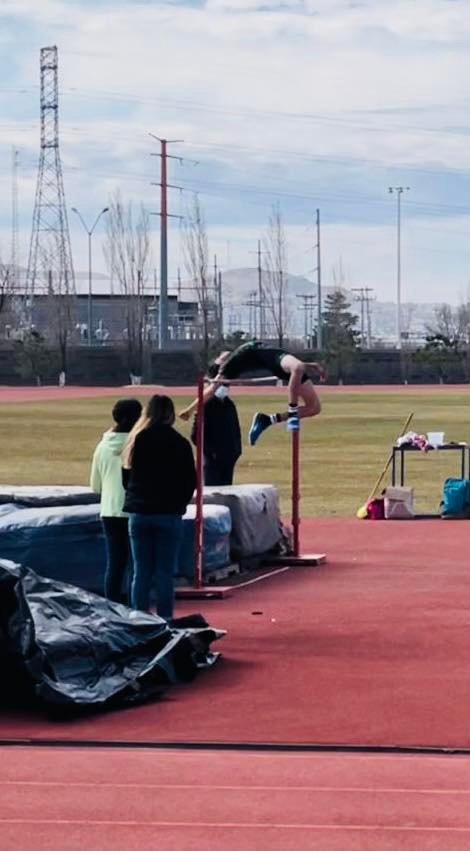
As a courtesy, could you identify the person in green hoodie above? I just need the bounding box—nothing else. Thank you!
[90,398,142,603]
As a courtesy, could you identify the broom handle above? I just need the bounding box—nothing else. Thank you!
[366,412,414,503]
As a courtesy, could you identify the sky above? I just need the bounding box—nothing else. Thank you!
[2,0,470,304]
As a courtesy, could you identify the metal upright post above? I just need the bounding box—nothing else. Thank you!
[292,428,300,557]
[389,186,410,350]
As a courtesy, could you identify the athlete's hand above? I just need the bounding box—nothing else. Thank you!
[179,410,191,421]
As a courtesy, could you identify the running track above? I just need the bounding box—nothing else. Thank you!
[2,747,470,850]
[1,382,470,403]
[2,518,470,849]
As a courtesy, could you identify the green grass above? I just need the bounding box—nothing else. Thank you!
[1,392,469,516]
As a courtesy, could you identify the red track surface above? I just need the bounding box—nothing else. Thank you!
[1,383,470,403]
[2,517,470,849]
[2,517,470,749]
[2,747,470,850]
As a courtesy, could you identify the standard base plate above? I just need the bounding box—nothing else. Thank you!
[264,553,327,567]
[176,586,233,599]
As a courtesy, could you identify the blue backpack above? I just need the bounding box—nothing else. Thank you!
[441,478,470,518]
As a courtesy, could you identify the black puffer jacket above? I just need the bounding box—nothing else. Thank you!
[191,397,242,461]
[123,424,196,515]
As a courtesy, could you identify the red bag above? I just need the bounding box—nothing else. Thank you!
[367,498,385,520]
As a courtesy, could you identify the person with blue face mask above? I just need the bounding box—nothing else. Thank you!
[189,383,242,486]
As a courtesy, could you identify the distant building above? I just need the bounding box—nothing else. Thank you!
[0,269,203,346]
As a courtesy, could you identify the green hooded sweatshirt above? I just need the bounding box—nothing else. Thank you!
[90,431,129,518]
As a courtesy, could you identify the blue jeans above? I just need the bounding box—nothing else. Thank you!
[128,513,183,619]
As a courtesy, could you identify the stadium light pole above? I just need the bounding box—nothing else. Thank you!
[388,187,409,350]
[72,206,109,346]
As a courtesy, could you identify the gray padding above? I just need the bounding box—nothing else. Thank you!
[192,483,282,558]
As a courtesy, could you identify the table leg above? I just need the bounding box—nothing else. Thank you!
[400,449,405,487]
[392,450,396,486]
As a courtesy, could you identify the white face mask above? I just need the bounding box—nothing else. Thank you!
[215,385,230,400]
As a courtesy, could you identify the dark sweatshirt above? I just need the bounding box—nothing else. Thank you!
[191,397,242,461]
[123,424,196,516]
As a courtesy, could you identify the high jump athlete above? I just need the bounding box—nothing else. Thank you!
[179,341,325,445]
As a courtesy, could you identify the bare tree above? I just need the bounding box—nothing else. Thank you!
[39,236,77,373]
[426,303,459,343]
[424,301,470,382]
[103,191,151,377]
[182,194,216,362]
[263,204,288,346]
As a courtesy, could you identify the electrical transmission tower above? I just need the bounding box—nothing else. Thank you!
[25,46,75,320]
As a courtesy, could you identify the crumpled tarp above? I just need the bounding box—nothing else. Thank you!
[0,558,224,711]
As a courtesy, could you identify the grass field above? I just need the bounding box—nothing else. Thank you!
[1,390,469,516]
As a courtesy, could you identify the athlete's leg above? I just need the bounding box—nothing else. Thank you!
[248,379,321,444]
[275,379,321,421]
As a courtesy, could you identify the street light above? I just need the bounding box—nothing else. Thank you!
[388,187,410,350]
[71,206,109,346]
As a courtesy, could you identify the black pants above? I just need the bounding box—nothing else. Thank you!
[204,455,238,486]
[101,516,131,603]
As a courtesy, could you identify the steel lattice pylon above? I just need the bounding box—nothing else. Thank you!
[25,45,75,318]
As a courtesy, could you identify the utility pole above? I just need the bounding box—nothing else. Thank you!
[388,186,410,350]
[351,288,366,346]
[213,253,218,332]
[217,269,223,340]
[364,287,374,348]
[249,240,266,339]
[149,134,185,350]
[297,294,316,348]
[244,290,259,338]
[351,286,374,348]
[315,208,322,351]
[257,239,265,339]
[213,254,224,341]
[11,147,19,293]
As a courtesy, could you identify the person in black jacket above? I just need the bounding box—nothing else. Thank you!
[122,395,196,619]
[190,385,242,486]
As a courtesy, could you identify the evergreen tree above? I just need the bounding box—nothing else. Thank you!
[322,289,360,382]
